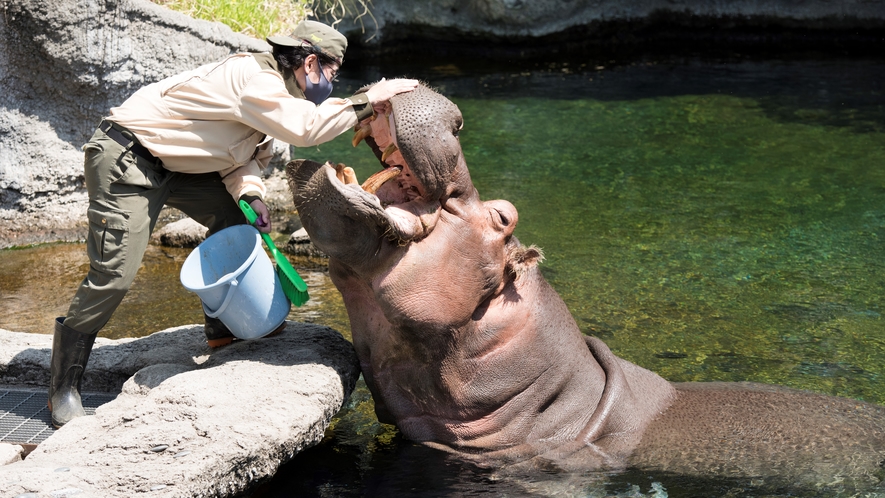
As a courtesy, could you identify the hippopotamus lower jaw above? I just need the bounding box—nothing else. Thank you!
[287,159,442,268]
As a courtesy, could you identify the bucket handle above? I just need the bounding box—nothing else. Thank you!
[202,279,238,318]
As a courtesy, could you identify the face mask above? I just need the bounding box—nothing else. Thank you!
[304,62,333,105]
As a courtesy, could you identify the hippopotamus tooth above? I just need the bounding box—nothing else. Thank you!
[380,143,399,162]
[361,166,402,194]
[352,122,373,148]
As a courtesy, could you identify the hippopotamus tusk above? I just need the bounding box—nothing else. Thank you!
[380,143,399,162]
[352,123,373,148]
[361,166,402,194]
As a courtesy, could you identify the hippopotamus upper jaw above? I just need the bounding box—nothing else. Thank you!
[394,85,466,200]
[355,83,469,201]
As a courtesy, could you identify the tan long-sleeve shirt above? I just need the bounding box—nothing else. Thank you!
[108,52,372,200]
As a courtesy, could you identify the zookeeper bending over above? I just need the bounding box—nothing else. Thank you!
[49,20,419,428]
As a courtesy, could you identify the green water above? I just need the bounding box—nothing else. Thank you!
[2,56,884,496]
[475,94,885,402]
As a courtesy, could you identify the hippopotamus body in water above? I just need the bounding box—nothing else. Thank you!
[287,83,885,485]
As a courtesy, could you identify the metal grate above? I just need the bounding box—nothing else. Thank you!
[0,388,116,446]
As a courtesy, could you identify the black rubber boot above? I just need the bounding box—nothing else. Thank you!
[48,317,97,428]
[204,314,236,348]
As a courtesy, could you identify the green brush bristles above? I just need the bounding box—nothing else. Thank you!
[279,270,309,306]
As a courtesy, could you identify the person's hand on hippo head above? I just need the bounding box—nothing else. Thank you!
[365,78,419,115]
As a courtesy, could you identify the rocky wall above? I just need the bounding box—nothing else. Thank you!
[1,0,883,248]
[337,0,885,47]
[0,0,268,248]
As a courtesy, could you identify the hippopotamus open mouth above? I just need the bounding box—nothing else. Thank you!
[352,84,464,208]
[287,83,488,273]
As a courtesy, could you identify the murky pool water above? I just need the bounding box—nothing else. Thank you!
[2,53,884,497]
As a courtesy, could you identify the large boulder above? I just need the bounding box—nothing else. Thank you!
[0,0,270,248]
[0,322,361,497]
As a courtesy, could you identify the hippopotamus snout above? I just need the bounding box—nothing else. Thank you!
[353,82,469,202]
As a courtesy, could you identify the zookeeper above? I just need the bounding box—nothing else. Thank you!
[49,19,418,428]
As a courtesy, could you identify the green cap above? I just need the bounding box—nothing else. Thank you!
[266,20,347,64]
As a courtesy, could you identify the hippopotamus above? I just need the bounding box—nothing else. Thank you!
[286,83,885,485]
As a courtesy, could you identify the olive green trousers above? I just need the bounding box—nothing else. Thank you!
[64,124,248,335]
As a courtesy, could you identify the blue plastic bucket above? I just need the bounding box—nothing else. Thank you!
[180,224,290,340]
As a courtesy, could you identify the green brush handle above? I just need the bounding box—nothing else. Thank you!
[239,199,263,227]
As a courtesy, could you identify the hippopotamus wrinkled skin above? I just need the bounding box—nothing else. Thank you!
[287,83,885,483]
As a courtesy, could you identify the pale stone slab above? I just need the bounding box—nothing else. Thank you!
[0,322,360,497]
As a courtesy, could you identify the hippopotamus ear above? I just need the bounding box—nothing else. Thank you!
[505,241,545,279]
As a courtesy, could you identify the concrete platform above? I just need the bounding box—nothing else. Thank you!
[0,387,115,454]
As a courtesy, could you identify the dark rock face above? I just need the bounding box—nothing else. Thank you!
[335,0,885,55]
[0,0,267,248]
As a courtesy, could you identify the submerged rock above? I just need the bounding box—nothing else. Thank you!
[151,218,208,248]
[0,322,360,497]
[286,228,328,259]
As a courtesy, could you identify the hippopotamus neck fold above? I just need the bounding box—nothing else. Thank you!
[578,335,676,450]
[416,315,677,469]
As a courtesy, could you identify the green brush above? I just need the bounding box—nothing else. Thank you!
[239,200,309,306]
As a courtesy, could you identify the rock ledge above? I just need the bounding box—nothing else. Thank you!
[0,322,360,497]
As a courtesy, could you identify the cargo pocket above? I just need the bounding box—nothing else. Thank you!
[228,131,265,167]
[86,205,130,277]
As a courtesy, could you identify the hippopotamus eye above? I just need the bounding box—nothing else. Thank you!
[491,208,511,229]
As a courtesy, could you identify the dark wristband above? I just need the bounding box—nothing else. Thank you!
[239,193,262,206]
[350,93,374,121]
